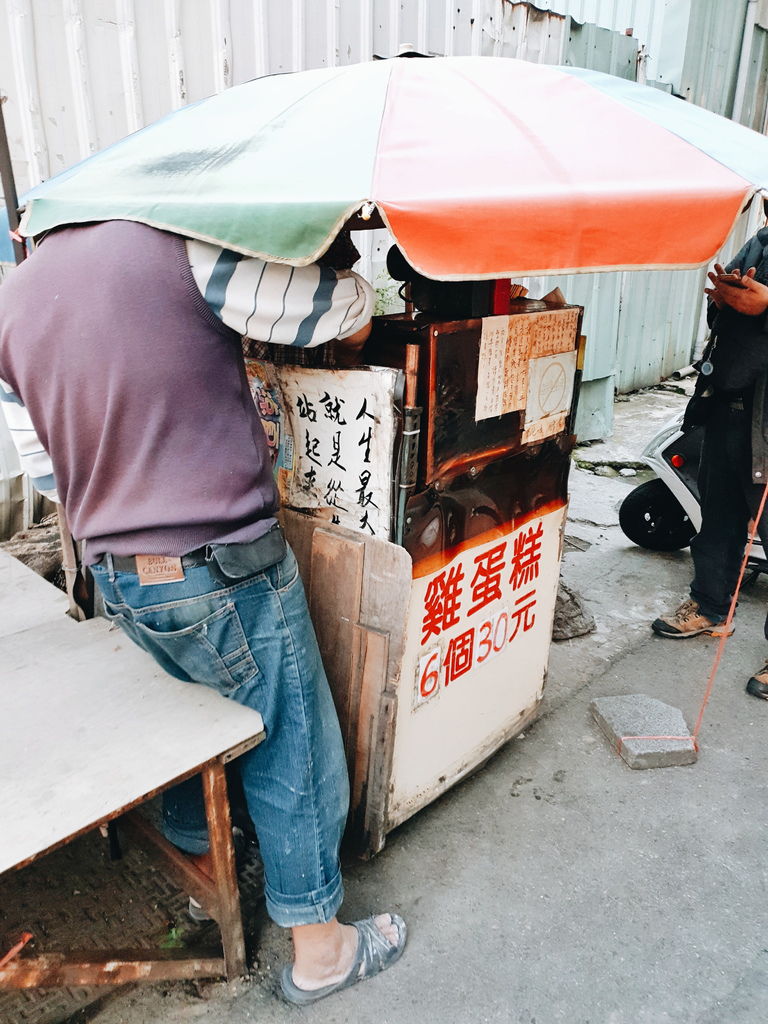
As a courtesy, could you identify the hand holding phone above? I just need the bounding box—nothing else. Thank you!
[718,273,748,289]
[706,263,768,316]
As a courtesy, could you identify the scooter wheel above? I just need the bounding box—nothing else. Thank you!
[618,478,696,551]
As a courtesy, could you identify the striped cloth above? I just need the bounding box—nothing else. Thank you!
[185,240,374,346]
[1,239,375,499]
[0,379,59,502]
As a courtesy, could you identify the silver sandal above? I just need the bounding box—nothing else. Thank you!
[280,913,407,1006]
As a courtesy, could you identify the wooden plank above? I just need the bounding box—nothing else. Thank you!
[120,811,219,916]
[202,761,247,979]
[364,693,398,858]
[307,528,365,754]
[282,510,412,699]
[278,509,315,590]
[404,343,420,407]
[347,625,390,852]
[357,539,412,688]
[0,549,70,638]
[279,512,414,853]
[0,951,226,988]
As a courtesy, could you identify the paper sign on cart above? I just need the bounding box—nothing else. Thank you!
[525,351,577,423]
[245,361,398,541]
[527,308,582,358]
[475,316,529,421]
[522,413,569,445]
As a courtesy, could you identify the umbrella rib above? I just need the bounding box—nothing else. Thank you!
[369,59,398,202]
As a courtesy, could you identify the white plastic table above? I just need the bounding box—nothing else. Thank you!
[0,551,264,988]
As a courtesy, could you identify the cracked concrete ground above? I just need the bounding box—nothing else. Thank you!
[14,383,768,1024]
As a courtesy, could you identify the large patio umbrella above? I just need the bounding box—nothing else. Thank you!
[17,56,768,279]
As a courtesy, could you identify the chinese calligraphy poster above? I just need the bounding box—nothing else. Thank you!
[246,362,399,541]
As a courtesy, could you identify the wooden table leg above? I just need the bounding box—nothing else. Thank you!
[202,760,248,980]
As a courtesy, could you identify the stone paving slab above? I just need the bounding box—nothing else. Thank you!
[590,694,698,769]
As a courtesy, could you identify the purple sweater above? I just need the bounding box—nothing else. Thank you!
[0,221,278,562]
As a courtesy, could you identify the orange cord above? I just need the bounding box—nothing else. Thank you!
[617,735,694,755]
[617,479,768,756]
[690,479,768,744]
[0,932,32,969]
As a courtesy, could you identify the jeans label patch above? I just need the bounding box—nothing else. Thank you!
[135,554,185,586]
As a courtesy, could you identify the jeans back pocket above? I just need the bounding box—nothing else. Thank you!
[108,600,259,695]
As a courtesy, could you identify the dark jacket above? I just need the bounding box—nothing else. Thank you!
[687,227,768,483]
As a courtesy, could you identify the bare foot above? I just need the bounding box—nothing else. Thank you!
[290,915,400,991]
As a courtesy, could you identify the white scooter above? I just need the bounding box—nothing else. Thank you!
[618,411,767,565]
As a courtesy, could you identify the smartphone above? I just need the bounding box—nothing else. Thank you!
[718,273,748,289]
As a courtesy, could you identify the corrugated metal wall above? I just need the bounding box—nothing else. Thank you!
[741,24,768,131]
[679,0,748,115]
[484,2,568,61]
[565,18,638,78]
[0,0,655,195]
[614,267,706,391]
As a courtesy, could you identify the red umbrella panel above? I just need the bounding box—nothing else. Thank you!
[374,58,758,278]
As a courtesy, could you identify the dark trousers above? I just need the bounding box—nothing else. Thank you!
[690,402,768,629]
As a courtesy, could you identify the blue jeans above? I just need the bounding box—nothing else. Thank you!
[89,544,349,927]
[690,401,768,629]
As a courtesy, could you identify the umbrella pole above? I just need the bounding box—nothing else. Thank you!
[0,95,26,266]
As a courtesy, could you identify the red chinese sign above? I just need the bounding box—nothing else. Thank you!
[416,517,549,703]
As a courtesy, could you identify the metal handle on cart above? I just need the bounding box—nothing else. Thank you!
[395,407,422,546]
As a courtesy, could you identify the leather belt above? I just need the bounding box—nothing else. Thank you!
[99,525,285,577]
[104,548,208,573]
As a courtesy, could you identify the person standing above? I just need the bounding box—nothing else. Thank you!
[0,219,406,1004]
[652,227,768,701]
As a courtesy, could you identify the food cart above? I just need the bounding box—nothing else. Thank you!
[13,54,768,856]
[245,285,584,854]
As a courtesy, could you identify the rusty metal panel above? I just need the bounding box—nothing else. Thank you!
[564,16,639,79]
[520,0,647,36]
[517,0,676,83]
[740,23,768,131]
[482,2,567,62]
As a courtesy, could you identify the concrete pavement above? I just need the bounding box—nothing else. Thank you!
[13,383,768,1024]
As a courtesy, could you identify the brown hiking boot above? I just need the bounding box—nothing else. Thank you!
[651,598,734,639]
[746,663,768,700]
